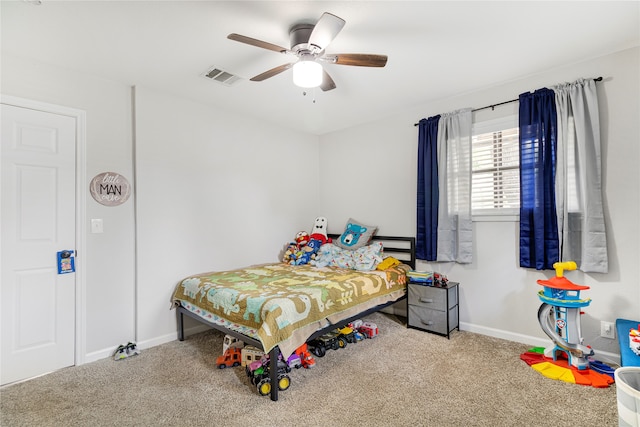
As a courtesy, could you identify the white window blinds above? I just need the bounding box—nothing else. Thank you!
[472,116,520,215]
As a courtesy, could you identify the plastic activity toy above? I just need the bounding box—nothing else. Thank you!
[537,261,593,370]
[520,262,614,388]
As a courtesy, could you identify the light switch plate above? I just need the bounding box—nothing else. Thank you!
[91,218,103,233]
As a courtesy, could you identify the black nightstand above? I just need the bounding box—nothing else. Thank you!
[407,281,459,339]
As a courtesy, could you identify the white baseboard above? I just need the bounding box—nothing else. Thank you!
[460,321,621,365]
[81,324,211,365]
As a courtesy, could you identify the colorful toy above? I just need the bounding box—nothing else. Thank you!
[282,233,322,265]
[294,343,316,369]
[520,261,614,388]
[348,320,366,341]
[216,347,242,369]
[537,261,592,370]
[310,216,332,245]
[337,326,358,344]
[246,354,291,396]
[222,334,244,354]
[297,238,322,264]
[358,321,379,339]
[630,324,640,356]
[241,345,264,367]
[349,319,363,330]
[308,331,347,357]
[286,353,302,370]
[295,231,310,248]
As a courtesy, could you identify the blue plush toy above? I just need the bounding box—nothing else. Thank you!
[294,238,322,265]
[283,236,323,266]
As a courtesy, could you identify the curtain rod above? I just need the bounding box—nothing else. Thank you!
[413,77,603,126]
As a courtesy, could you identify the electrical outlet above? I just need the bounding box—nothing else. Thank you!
[600,321,615,339]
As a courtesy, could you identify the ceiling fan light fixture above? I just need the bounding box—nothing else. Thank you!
[292,60,323,88]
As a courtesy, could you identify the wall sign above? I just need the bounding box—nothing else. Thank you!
[90,172,131,206]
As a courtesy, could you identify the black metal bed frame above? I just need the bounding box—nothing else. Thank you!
[176,234,415,401]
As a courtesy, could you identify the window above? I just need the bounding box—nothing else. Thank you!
[471,116,520,216]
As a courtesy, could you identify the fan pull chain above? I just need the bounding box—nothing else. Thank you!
[302,88,317,104]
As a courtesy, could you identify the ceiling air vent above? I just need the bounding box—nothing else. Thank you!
[202,67,242,86]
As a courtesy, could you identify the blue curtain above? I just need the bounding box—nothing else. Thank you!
[416,116,440,261]
[519,88,559,270]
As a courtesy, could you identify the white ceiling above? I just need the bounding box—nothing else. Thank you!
[2,1,639,135]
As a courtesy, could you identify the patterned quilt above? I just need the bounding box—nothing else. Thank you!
[172,263,409,357]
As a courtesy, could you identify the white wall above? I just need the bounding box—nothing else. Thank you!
[319,47,640,360]
[1,55,136,361]
[133,86,321,347]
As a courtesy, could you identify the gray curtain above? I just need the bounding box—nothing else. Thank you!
[436,108,473,263]
[553,78,608,273]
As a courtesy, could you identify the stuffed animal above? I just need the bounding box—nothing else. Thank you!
[310,216,332,245]
[282,243,300,264]
[294,238,322,265]
[282,232,323,266]
[295,231,310,249]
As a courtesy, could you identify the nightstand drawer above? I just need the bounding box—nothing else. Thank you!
[408,284,457,310]
[408,304,459,335]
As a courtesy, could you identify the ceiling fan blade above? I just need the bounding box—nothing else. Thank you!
[320,69,336,92]
[250,63,293,82]
[330,54,388,67]
[227,33,288,53]
[308,12,346,51]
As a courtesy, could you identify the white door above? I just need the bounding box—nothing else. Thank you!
[1,103,77,385]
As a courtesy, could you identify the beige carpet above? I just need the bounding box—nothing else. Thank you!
[1,312,619,426]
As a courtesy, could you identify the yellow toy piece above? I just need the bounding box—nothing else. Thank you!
[552,261,577,278]
[531,361,576,383]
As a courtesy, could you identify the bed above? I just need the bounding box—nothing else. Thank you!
[172,234,415,401]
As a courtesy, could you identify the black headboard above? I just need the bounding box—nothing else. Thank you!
[327,234,416,269]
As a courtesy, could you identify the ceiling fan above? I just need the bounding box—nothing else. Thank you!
[227,12,388,91]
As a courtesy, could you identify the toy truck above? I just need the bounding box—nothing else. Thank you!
[294,343,316,368]
[337,326,358,344]
[308,331,347,357]
[241,345,264,367]
[246,356,291,396]
[216,347,242,369]
[222,334,244,353]
[358,322,379,338]
[286,352,302,370]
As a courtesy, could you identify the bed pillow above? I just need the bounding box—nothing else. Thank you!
[335,218,377,250]
[312,241,383,271]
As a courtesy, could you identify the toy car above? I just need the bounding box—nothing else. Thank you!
[337,326,358,344]
[286,352,302,370]
[222,334,244,353]
[294,343,316,368]
[308,331,347,357]
[216,347,242,369]
[349,319,363,330]
[241,345,264,367]
[433,272,449,287]
[358,322,379,338]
